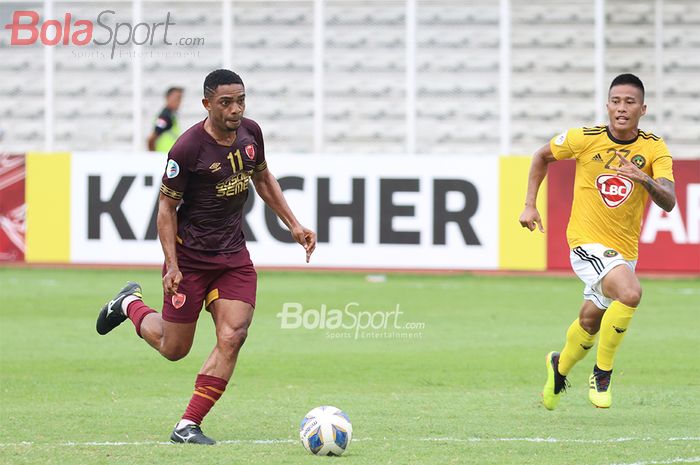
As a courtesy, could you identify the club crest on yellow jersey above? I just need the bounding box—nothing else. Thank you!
[631,155,646,169]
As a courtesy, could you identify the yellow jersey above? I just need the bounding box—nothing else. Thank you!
[550,125,674,260]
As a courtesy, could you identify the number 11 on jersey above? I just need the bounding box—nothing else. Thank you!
[227,150,244,172]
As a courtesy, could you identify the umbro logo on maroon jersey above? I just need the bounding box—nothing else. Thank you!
[209,162,221,172]
[245,144,255,160]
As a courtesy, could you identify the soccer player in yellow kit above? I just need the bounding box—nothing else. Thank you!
[519,74,676,409]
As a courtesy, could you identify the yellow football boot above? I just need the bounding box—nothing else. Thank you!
[589,365,613,408]
[543,351,569,410]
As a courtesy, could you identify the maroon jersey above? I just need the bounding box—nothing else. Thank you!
[160,118,267,253]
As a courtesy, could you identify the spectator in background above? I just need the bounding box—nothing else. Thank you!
[148,87,184,152]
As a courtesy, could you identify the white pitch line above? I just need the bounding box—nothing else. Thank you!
[419,437,700,444]
[0,437,698,448]
[0,439,298,447]
[603,457,700,465]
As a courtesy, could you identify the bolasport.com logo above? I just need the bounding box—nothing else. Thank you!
[277,302,426,341]
[3,10,205,59]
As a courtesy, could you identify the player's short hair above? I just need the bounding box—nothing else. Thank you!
[165,87,184,97]
[203,69,244,98]
[609,73,645,101]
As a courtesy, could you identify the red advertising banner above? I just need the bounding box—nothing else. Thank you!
[638,160,700,272]
[546,160,575,271]
[547,158,700,273]
[0,154,26,262]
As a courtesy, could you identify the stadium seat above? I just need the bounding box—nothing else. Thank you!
[605,28,654,47]
[3,1,698,154]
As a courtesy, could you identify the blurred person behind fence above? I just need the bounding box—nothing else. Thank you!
[148,87,183,152]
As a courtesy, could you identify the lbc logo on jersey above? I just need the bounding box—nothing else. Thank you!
[596,174,634,208]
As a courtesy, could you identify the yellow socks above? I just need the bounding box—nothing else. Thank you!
[597,301,636,371]
[558,319,597,376]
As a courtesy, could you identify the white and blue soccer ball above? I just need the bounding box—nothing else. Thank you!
[299,406,353,456]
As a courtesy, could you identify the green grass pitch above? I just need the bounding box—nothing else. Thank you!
[1,267,698,465]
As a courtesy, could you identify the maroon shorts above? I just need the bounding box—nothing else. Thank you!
[162,245,257,324]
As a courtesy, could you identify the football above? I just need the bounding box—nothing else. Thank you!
[299,406,353,456]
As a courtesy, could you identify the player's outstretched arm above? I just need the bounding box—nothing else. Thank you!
[613,152,676,212]
[519,143,557,232]
[252,168,317,262]
[157,193,183,294]
[147,132,157,151]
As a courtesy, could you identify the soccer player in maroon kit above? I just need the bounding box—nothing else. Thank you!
[96,69,316,444]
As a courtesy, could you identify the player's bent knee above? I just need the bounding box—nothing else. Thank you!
[218,326,248,352]
[579,317,600,335]
[579,303,603,334]
[160,345,191,361]
[617,286,642,307]
[162,350,188,362]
